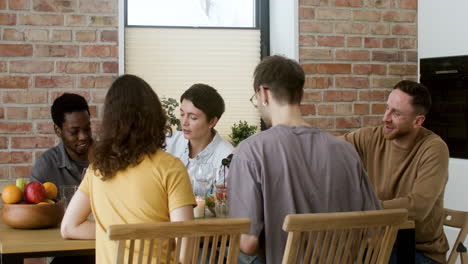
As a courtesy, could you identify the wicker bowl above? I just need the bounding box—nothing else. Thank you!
[1,200,65,229]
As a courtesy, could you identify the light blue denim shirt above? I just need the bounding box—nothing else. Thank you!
[165,130,233,195]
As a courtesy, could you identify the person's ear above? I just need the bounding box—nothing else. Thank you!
[54,124,62,138]
[260,85,269,106]
[414,115,425,128]
[208,117,219,129]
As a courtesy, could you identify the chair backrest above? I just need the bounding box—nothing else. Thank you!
[282,209,408,264]
[444,208,468,264]
[107,218,250,264]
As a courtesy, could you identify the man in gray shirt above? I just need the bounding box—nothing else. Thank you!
[228,55,381,264]
[30,93,92,188]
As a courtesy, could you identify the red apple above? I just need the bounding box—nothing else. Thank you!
[24,182,46,204]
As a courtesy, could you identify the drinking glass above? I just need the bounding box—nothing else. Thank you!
[60,185,78,209]
[191,163,215,198]
[214,185,228,217]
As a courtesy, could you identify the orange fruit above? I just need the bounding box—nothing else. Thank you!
[1,185,23,204]
[43,182,58,200]
[38,202,48,204]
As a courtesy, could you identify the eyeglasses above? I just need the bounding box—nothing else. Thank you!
[249,91,258,108]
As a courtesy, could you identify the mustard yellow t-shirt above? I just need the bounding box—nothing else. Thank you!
[79,150,196,264]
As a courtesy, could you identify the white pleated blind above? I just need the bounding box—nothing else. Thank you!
[125,27,261,140]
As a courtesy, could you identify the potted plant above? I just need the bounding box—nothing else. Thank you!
[161,97,181,131]
[229,120,258,147]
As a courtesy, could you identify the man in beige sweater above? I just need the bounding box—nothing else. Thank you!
[342,80,449,264]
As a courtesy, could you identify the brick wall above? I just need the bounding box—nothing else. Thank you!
[298,0,418,134]
[0,0,118,189]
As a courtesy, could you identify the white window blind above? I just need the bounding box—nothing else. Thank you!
[125,27,261,140]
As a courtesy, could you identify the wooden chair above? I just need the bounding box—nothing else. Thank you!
[444,208,468,264]
[107,218,250,264]
[282,209,408,264]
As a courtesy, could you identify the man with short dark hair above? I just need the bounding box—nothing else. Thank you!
[342,80,449,264]
[228,55,381,264]
[31,93,93,188]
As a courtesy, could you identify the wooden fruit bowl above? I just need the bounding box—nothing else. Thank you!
[1,200,65,229]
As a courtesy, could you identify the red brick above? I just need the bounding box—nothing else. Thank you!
[324,90,357,102]
[300,0,326,5]
[81,45,117,57]
[35,76,73,88]
[100,30,117,42]
[30,106,51,119]
[50,91,89,102]
[3,91,47,104]
[10,61,54,73]
[20,14,64,26]
[0,0,5,9]
[371,77,402,88]
[103,61,118,73]
[300,48,332,60]
[371,103,386,114]
[388,64,417,75]
[0,61,5,72]
[67,15,87,26]
[0,167,9,179]
[79,0,116,13]
[382,38,397,48]
[0,76,29,89]
[316,63,351,74]
[9,0,30,10]
[336,50,369,61]
[33,0,76,12]
[303,90,322,101]
[57,61,98,73]
[354,103,369,114]
[400,0,417,9]
[364,37,380,48]
[353,10,381,22]
[346,37,362,47]
[25,29,48,41]
[370,23,390,35]
[0,107,3,118]
[336,117,361,128]
[80,76,115,88]
[3,28,24,41]
[90,16,117,27]
[300,104,316,115]
[88,105,98,118]
[317,36,344,47]
[333,0,363,7]
[358,90,389,101]
[399,38,416,49]
[300,21,333,33]
[305,117,334,129]
[35,44,78,57]
[0,151,32,163]
[392,24,417,36]
[51,30,72,41]
[0,13,16,25]
[406,51,417,62]
[11,136,55,149]
[363,116,383,127]
[0,137,7,149]
[76,30,96,42]
[91,91,106,104]
[318,104,335,115]
[299,7,315,19]
[299,35,316,46]
[0,122,32,134]
[365,0,391,8]
[0,44,33,56]
[372,51,404,62]
[6,107,27,120]
[304,77,330,89]
[36,121,55,134]
[335,22,368,34]
[316,8,351,20]
[336,77,369,88]
[383,11,416,22]
[353,64,386,75]
[336,103,353,115]
[10,165,33,178]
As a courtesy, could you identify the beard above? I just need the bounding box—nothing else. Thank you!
[383,124,410,140]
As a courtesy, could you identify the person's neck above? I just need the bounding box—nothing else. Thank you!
[189,131,215,159]
[392,128,420,149]
[67,150,88,162]
[270,103,310,127]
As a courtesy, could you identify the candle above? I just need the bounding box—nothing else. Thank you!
[194,197,205,218]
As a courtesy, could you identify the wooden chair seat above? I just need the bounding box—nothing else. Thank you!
[444,208,468,264]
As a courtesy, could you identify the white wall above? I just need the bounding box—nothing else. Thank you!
[269,0,298,60]
[419,0,468,260]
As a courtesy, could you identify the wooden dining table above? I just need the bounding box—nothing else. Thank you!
[0,220,95,264]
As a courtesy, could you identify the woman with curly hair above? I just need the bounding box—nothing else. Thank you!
[60,74,196,263]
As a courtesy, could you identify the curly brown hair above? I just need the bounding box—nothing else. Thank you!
[91,74,170,180]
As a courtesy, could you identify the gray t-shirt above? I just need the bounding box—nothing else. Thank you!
[30,142,88,188]
[228,125,381,263]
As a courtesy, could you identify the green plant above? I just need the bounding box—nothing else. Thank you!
[229,120,258,147]
[161,97,181,130]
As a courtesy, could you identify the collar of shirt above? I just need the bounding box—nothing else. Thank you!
[57,142,75,170]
